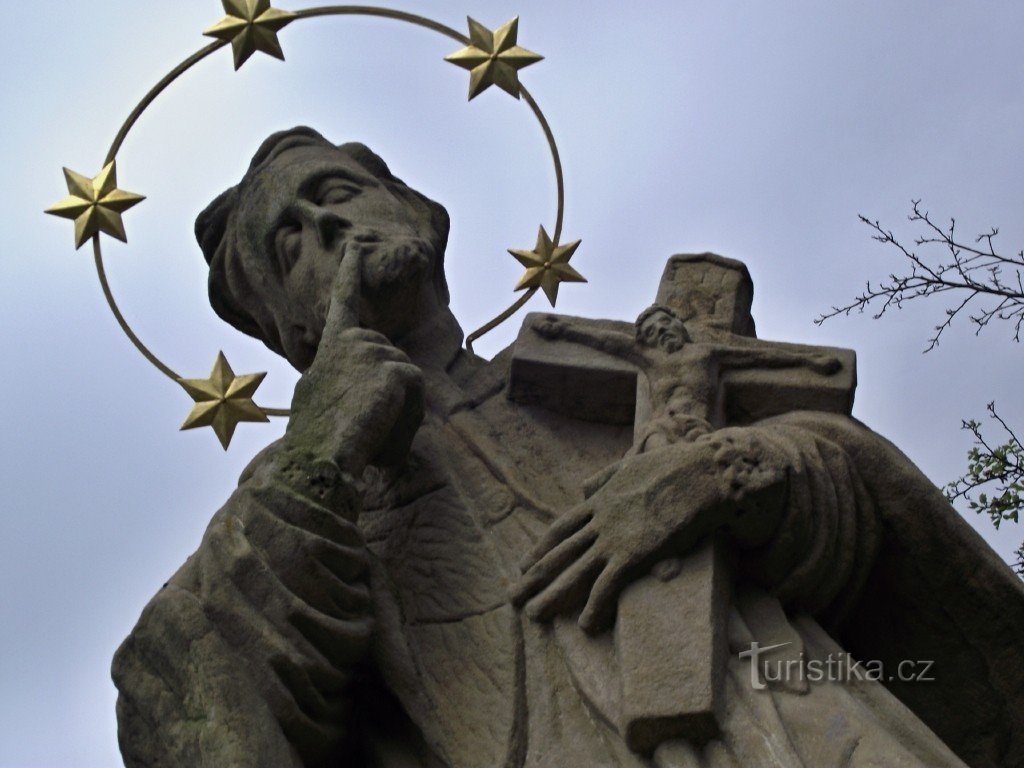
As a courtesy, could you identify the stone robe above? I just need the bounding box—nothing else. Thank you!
[113,328,1024,768]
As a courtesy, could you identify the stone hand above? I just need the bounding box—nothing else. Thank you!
[286,247,425,475]
[513,432,786,635]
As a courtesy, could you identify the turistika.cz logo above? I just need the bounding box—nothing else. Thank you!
[737,642,936,691]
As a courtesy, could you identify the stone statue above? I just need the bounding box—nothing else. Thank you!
[112,127,1024,768]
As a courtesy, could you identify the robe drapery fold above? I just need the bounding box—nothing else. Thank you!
[113,358,1024,768]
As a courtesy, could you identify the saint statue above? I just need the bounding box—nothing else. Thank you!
[112,128,1024,768]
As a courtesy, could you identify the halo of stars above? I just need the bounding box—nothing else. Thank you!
[444,17,543,100]
[510,226,586,306]
[178,353,271,449]
[46,4,583,447]
[204,0,298,70]
[45,162,145,250]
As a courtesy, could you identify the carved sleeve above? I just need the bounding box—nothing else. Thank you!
[696,423,882,628]
[746,411,1024,767]
[112,441,373,768]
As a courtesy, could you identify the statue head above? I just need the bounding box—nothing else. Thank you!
[196,127,453,371]
[636,304,691,353]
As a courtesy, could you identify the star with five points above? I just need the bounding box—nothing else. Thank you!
[445,17,543,100]
[45,162,145,250]
[510,226,586,306]
[204,0,297,70]
[178,352,269,449]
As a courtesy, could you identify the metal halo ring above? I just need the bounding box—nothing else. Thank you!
[66,6,574,444]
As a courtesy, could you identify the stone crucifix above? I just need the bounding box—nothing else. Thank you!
[508,252,855,754]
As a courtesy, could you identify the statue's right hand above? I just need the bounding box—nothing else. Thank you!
[286,248,424,474]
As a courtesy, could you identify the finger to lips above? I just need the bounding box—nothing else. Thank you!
[325,245,363,333]
[519,508,593,573]
[373,356,423,398]
[513,527,597,606]
[344,327,393,346]
[526,554,606,624]
[357,342,413,365]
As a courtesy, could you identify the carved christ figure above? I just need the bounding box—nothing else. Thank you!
[529,305,842,454]
[112,128,1024,768]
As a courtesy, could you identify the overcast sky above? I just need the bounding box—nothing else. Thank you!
[3,1,1023,765]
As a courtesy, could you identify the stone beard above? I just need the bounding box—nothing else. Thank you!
[112,128,1024,768]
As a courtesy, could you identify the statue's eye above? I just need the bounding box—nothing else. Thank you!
[274,220,302,275]
[317,177,362,206]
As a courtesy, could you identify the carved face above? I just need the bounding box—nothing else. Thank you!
[200,131,451,370]
[637,307,690,353]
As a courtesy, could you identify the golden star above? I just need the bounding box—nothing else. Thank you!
[510,226,586,307]
[45,162,145,250]
[204,0,297,70]
[178,352,269,449]
[445,17,543,100]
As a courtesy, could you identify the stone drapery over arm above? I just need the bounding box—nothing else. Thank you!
[715,418,884,626]
[112,442,374,768]
[710,411,1024,768]
[516,406,1024,767]
[774,411,1024,768]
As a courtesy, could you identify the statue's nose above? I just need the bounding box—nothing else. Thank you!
[291,200,352,252]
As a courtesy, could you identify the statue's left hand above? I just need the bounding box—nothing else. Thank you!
[513,431,787,635]
[512,448,713,635]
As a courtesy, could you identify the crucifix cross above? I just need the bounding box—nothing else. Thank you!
[508,253,856,755]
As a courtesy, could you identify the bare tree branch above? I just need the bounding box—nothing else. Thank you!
[822,201,1024,576]
[816,201,1024,351]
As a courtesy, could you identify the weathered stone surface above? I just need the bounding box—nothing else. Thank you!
[509,250,858,751]
[655,253,756,337]
[112,129,1024,768]
[508,313,639,424]
[617,542,730,753]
